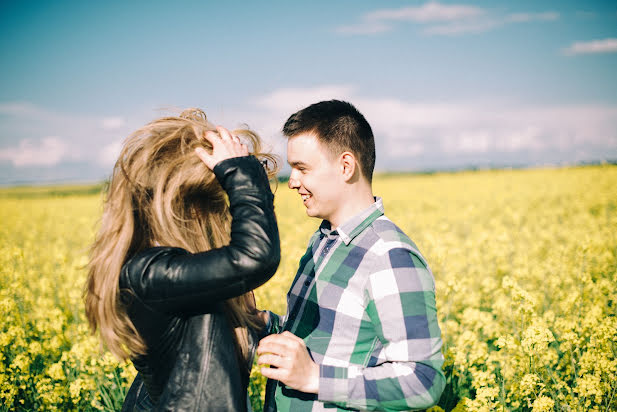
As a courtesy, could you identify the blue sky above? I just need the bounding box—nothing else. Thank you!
[1,1,616,184]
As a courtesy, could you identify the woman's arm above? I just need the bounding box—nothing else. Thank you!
[121,128,280,314]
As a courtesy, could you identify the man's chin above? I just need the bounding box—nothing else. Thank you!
[305,208,321,219]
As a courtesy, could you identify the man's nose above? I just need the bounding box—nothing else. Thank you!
[288,176,299,189]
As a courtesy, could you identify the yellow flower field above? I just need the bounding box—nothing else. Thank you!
[1,166,616,411]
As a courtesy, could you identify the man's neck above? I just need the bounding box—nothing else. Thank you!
[328,186,375,228]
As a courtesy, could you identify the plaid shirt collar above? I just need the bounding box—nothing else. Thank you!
[318,197,385,245]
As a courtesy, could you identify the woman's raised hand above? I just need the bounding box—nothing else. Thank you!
[195,126,249,170]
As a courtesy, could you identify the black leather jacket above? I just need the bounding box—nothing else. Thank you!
[119,156,280,411]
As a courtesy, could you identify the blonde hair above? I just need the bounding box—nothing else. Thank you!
[85,108,278,365]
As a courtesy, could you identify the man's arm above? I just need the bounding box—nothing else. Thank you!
[258,249,445,411]
[317,250,445,410]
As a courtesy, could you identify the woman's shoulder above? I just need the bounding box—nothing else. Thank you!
[120,247,189,290]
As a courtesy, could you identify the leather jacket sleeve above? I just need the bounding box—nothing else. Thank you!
[121,155,280,315]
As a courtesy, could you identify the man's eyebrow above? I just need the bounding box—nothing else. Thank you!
[288,160,308,167]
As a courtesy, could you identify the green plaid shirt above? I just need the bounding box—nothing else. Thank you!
[265,198,445,411]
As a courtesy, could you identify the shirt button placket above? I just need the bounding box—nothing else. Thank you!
[322,239,334,257]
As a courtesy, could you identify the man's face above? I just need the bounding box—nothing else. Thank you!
[287,132,343,222]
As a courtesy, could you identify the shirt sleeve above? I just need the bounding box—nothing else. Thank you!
[316,249,445,411]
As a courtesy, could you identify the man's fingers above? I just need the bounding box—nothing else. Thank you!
[257,333,319,394]
[275,332,307,353]
[257,353,287,368]
[257,339,289,356]
[257,333,282,347]
[257,334,300,354]
[281,331,306,345]
[260,366,289,382]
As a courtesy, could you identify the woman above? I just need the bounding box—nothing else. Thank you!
[85,108,280,411]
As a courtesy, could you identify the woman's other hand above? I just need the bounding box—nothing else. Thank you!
[195,126,249,170]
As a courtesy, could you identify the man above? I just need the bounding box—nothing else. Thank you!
[258,100,445,411]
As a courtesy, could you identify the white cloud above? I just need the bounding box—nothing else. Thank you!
[0,102,144,172]
[366,2,484,23]
[563,38,617,56]
[385,141,425,157]
[500,127,545,152]
[250,85,617,168]
[254,85,354,113]
[443,131,491,153]
[425,11,559,36]
[423,19,499,36]
[101,116,126,130]
[337,2,485,36]
[99,140,123,166]
[335,2,559,37]
[0,136,68,167]
[0,102,42,116]
[506,12,559,23]
[3,91,616,183]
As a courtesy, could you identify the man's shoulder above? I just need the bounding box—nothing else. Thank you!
[367,215,418,249]
[363,216,428,269]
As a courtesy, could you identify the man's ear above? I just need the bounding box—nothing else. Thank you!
[340,152,356,182]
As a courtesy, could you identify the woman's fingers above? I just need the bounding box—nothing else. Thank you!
[195,126,248,170]
[201,130,220,144]
[237,140,249,156]
[217,126,246,149]
[194,147,216,170]
[217,126,233,141]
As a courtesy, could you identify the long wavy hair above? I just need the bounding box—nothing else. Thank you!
[85,108,278,365]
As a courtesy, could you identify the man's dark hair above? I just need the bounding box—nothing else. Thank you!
[282,100,376,182]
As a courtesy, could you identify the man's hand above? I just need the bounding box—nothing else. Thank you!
[257,331,319,394]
